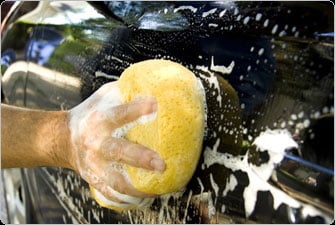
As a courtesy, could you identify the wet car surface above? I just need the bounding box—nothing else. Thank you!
[1,1,334,223]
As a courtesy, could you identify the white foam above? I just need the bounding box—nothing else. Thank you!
[207,191,216,218]
[258,48,264,56]
[196,60,235,110]
[219,9,226,17]
[210,56,235,75]
[253,129,297,154]
[202,8,217,17]
[92,188,132,209]
[197,177,205,196]
[196,65,223,108]
[203,129,330,220]
[196,78,208,138]
[243,16,250,25]
[272,24,278,34]
[182,191,193,223]
[222,174,238,196]
[209,173,219,198]
[255,13,262,21]
[107,186,144,204]
[208,23,219,28]
[174,5,197,13]
[43,168,87,223]
[95,71,120,80]
[112,112,157,138]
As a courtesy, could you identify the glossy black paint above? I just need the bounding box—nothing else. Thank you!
[1,1,333,223]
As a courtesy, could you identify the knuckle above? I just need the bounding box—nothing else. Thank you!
[113,148,123,162]
[103,139,125,163]
[114,106,128,123]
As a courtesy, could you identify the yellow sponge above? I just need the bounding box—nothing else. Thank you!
[118,59,206,194]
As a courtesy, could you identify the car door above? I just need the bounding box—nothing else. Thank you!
[1,1,333,224]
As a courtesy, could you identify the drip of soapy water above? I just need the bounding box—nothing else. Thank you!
[196,65,222,107]
[95,71,120,80]
[210,56,235,75]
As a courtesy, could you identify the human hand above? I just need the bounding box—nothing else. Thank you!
[68,82,165,208]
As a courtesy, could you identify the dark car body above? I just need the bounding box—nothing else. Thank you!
[1,1,334,223]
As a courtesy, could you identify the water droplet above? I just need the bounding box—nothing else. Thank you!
[291,114,297,120]
[208,23,218,28]
[258,48,264,56]
[279,30,286,37]
[219,9,227,17]
[271,24,278,34]
[234,8,239,15]
[309,133,315,139]
[280,121,286,128]
[322,106,329,114]
[255,13,262,21]
[303,119,310,128]
[298,111,304,118]
[243,16,250,25]
[236,14,242,21]
[202,8,217,17]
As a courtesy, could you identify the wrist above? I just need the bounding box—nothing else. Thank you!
[49,110,76,170]
[1,105,76,169]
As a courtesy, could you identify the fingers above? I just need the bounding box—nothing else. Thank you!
[100,137,165,172]
[106,170,154,198]
[92,188,133,209]
[84,162,155,199]
[107,97,157,126]
[91,186,154,210]
[81,156,156,198]
[90,180,144,206]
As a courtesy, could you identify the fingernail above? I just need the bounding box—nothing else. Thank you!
[151,100,157,112]
[150,158,165,172]
[144,97,157,112]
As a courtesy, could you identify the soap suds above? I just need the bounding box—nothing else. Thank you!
[209,173,219,199]
[222,174,238,196]
[203,129,330,220]
[95,71,120,80]
[202,8,217,17]
[210,56,235,75]
[173,5,198,13]
[112,112,157,138]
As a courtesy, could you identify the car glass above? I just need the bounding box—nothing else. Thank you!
[1,1,333,224]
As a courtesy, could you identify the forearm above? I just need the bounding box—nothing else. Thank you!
[1,104,75,169]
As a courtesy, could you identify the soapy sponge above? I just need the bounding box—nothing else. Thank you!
[118,59,206,194]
